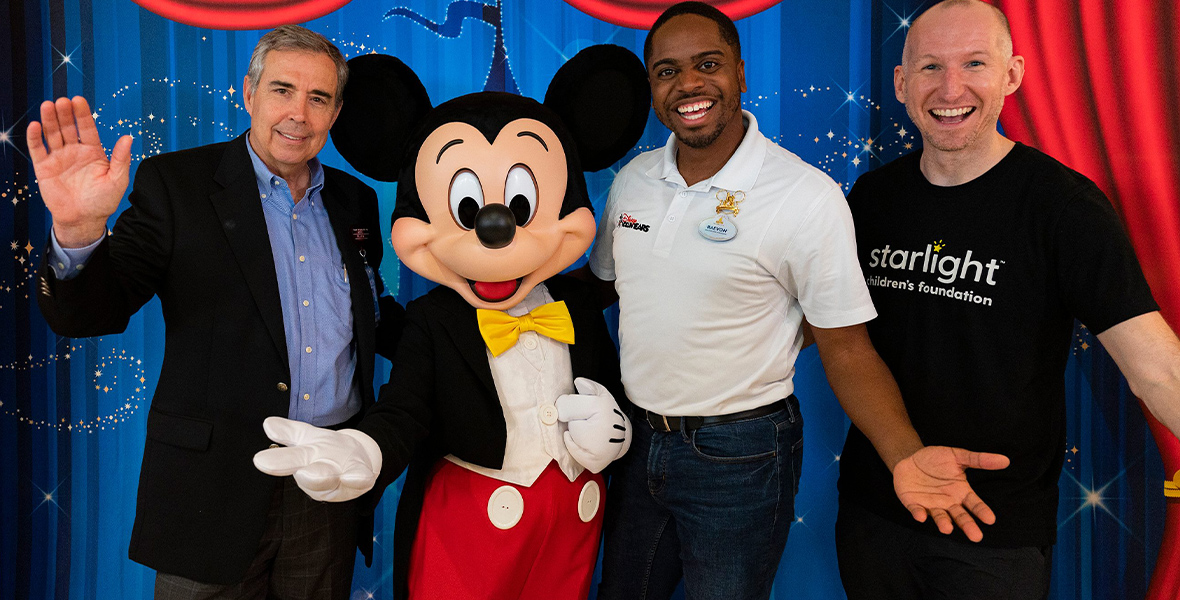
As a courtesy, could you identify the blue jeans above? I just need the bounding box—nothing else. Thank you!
[598,398,804,600]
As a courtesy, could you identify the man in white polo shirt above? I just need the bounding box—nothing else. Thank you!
[586,3,1009,599]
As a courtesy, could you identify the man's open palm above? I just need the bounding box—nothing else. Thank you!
[26,96,133,246]
[893,445,1010,542]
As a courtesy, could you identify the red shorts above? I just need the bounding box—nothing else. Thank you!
[408,459,606,599]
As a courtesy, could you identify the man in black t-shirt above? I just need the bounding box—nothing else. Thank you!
[837,1,1180,599]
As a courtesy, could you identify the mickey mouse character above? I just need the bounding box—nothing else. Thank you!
[254,45,650,599]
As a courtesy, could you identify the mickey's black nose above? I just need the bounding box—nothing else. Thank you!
[475,204,517,249]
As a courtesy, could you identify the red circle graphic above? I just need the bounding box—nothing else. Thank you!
[131,0,352,30]
[564,0,782,29]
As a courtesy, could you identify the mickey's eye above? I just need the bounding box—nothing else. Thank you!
[449,169,484,230]
[504,164,538,226]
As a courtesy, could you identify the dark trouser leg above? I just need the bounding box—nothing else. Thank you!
[837,501,1052,600]
[667,405,802,600]
[154,478,358,600]
[598,419,684,600]
[836,502,922,600]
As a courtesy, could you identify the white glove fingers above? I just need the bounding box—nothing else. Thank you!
[262,416,316,447]
[293,462,343,493]
[338,466,378,494]
[556,394,598,422]
[616,413,633,457]
[563,430,608,473]
[572,377,608,396]
[608,409,628,443]
[253,446,313,476]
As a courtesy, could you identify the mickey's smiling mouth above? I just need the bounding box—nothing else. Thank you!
[469,278,523,302]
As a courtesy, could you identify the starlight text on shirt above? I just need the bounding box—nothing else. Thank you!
[866,241,1003,285]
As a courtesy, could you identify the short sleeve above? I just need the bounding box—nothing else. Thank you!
[588,173,622,282]
[1054,186,1158,334]
[774,186,877,328]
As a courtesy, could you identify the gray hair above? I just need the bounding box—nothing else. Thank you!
[246,25,348,107]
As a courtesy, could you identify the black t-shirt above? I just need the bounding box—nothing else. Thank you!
[839,143,1158,547]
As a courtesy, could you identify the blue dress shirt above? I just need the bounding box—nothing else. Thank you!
[50,137,361,427]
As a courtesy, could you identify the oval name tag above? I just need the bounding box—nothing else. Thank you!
[698,214,737,242]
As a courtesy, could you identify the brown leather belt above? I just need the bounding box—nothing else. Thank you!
[644,398,790,433]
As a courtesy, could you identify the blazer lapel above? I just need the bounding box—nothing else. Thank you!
[209,135,288,366]
[546,277,595,379]
[321,177,377,396]
[431,289,497,394]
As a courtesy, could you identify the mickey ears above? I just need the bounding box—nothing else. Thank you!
[330,54,432,182]
[544,44,650,172]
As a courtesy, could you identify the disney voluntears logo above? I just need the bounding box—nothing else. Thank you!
[617,213,651,232]
[865,240,1005,307]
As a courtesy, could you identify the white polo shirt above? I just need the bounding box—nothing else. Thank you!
[589,111,876,416]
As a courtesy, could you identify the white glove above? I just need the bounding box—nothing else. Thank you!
[252,417,383,502]
[556,377,632,473]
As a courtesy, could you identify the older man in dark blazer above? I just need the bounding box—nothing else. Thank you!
[29,25,401,599]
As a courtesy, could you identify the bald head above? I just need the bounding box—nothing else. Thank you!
[903,0,1013,66]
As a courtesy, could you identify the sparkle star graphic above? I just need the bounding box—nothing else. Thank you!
[52,45,83,75]
[882,4,920,45]
[32,480,69,515]
[0,120,27,159]
[1059,469,1137,537]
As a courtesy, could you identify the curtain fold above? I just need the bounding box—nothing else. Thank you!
[994,1,1180,597]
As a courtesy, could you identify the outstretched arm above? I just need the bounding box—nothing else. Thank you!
[1098,311,1180,438]
[812,323,1009,542]
[27,96,133,247]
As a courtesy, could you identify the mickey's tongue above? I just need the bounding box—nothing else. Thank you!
[472,280,520,302]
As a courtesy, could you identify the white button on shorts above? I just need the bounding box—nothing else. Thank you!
[487,485,525,530]
[578,480,601,523]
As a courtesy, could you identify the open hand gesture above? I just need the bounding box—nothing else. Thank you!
[253,417,383,502]
[26,96,133,247]
[892,445,1010,542]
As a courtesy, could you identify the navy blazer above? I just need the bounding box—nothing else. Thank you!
[37,133,403,584]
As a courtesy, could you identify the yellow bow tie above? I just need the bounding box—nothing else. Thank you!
[476,301,575,357]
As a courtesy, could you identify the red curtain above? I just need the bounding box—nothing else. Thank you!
[992,0,1180,596]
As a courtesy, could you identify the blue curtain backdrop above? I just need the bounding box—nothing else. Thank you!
[0,0,1163,598]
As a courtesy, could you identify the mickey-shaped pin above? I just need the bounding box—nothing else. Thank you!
[254,45,649,599]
